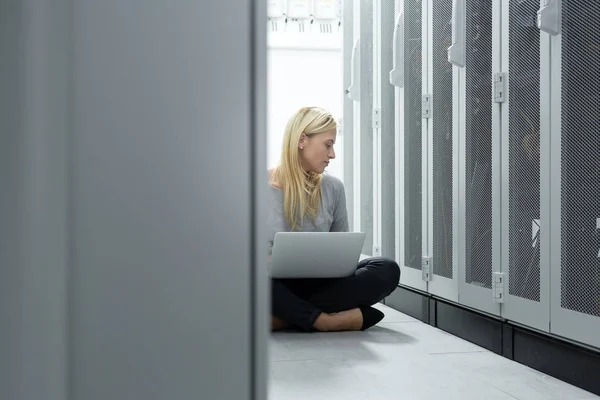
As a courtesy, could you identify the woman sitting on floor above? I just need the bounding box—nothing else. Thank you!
[269,106,401,332]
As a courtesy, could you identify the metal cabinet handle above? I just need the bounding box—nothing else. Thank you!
[390,12,405,87]
[448,0,465,67]
[347,38,361,101]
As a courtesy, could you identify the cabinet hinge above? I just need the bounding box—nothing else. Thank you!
[421,94,431,118]
[493,72,507,103]
[422,256,432,281]
[372,245,381,257]
[337,118,344,137]
[372,108,381,129]
[493,272,505,303]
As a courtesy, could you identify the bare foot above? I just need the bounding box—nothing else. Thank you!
[313,308,363,332]
[271,316,289,331]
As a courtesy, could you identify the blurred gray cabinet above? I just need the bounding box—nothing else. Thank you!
[0,1,268,399]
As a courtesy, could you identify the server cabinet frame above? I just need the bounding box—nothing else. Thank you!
[426,0,460,302]
[454,0,502,316]
[499,0,551,333]
[392,0,429,292]
[548,0,600,349]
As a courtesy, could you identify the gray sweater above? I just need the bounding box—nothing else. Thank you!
[267,173,349,255]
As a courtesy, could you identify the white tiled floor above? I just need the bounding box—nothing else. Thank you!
[269,304,600,400]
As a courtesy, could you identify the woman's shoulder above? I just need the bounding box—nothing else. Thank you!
[321,173,345,192]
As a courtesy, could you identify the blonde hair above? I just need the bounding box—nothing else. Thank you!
[271,106,337,231]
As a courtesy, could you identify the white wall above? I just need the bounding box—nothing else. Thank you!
[267,46,344,180]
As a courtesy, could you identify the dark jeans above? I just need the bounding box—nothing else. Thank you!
[271,257,401,331]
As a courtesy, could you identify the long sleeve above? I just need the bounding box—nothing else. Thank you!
[330,183,349,232]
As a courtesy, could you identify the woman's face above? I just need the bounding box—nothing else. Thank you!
[298,128,337,174]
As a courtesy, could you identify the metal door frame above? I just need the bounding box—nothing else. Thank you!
[374,0,398,259]
[426,0,459,302]
[421,0,430,277]
[548,0,600,349]
[499,0,550,333]
[393,0,428,291]
[343,0,356,230]
[360,0,374,255]
[352,0,362,233]
[455,0,501,315]
[373,0,382,258]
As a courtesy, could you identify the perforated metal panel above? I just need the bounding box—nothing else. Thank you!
[381,0,396,258]
[432,0,453,279]
[508,0,541,302]
[560,0,600,317]
[404,0,423,270]
[342,0,355,230]
[360,0,374,255]
[464,0,493,288]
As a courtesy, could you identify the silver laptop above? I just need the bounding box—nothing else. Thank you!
[269,231,366,279]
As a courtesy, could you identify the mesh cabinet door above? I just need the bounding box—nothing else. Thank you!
[360,0,375,256]
[499,0,550,333]
[343,0,356,231]
[456,0,501,315]
[378,0,397,260]
[391,0,428,291]
[549,0,600,349]
[426,0,459,302]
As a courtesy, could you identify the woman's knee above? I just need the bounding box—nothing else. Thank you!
[377,258,401,294]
